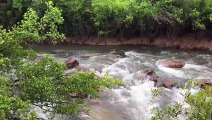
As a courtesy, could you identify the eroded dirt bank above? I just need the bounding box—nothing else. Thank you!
[64,36,212,51]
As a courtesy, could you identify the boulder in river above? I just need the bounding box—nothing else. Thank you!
[144,69,155,76]
[157,60,185,68]
[156,79,175,89]
[196,79,212,88]
[65,57,79,69]
[143,69,175,88]
[144,69,160,83]
[112,50,126,58]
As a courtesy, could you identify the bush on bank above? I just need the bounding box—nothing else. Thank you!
[1,0,212,38]
[0,1,121,119]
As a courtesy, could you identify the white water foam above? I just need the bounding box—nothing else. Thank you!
[156,61,212,80]
[184,64,206,70]
[157,65,188,78]
[100,56,192,120]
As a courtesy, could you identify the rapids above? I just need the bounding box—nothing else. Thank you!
[34,45,212,120]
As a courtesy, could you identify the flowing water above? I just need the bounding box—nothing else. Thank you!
[34,45,212,120]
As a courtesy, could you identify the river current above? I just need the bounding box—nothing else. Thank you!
[34,45,212,120]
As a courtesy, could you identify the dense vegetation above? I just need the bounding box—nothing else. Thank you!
[151,85,212,120]
[0,1,121,119]
[0,0,211,119]
[1,0,212,38]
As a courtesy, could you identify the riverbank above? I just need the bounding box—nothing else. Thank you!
[64,36,212,51]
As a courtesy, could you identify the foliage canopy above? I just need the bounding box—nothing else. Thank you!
[1,0,212,38]
[0,1,121,119]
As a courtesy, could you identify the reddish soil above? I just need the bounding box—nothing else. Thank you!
[64,36,212,51]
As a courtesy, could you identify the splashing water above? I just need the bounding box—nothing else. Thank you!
[34,45,212,120]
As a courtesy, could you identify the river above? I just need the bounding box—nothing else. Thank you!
[34,45,212,120]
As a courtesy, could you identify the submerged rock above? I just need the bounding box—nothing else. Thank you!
[65,57,79,69]
[157,60,185,68]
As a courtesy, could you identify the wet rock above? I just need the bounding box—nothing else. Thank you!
[196,79,212,88]
[143,69,175,88]
[144,69,160,82]
[144,69,156,76]
[151,76,175,89]
[131,69,159,86]
[151,76,160,83]
[65,57,79,69]
[156,79,175,89]
[157,60,185,68]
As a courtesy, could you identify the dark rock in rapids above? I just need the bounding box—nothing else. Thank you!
[196,79,212,88]
[112,50,126,58]
[157,59,185,68]
[143,69,176,89]
[156,79,175,89]
[65,57,79,69]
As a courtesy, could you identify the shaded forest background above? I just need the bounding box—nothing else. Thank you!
[1,0,212,39]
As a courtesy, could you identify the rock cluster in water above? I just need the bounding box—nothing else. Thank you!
[196,79,212,88]
[65,57,80,69]
[144,69,175,89]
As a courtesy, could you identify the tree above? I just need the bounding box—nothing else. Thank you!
[2,0,212,38]
[0,1,121,119]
